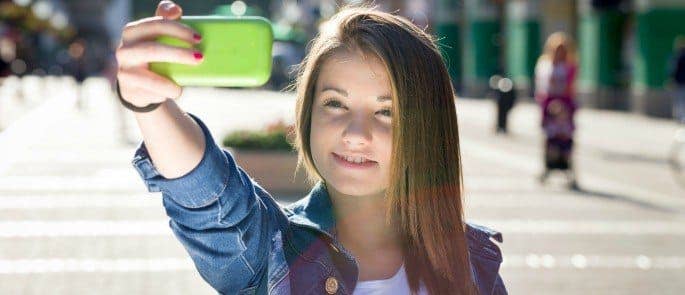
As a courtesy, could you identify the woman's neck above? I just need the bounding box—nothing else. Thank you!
[327,186,401,252]
[327,186,405,280]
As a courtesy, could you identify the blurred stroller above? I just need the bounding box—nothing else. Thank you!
[539,97,578,189]
[535,32,579,189]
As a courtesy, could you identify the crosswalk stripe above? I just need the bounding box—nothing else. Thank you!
[0,258,195,274]
[0,174,541,192]
[472,219,685,235]
[0,254,682,274]
[0,195,158,209]
[0,221,170,237]
[0,176,146,192]
[502,254,685,270]
[0,194,639,211]
[2,219,684,238]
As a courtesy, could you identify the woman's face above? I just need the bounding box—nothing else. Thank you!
[310,50,394,197]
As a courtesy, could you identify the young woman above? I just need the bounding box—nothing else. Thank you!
[117,1,507,294]
[534,32,579,189]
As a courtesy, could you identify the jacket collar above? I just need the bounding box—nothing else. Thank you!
[284,181,504,293]
[285,182,503,242]
[285,181,337,238]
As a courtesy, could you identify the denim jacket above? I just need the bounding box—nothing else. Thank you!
[131,113,508,295]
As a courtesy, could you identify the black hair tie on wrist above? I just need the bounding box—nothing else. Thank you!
[115,80,163,113]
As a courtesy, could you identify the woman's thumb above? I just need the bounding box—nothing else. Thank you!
[155,0,182,20]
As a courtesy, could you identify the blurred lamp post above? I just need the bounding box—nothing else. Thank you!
[505,0,540,98]
[577,0,627,111]
[463,0,500,97]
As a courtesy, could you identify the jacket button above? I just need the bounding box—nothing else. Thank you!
[325,277,339,294]
[329,243,340,252]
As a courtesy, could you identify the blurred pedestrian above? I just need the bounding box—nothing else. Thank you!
[0,36,12,79]
[0,27,18,80]
[669,36,685,124]
[489,75,517,134]
[66,37,87,110]
[535,32,579,189]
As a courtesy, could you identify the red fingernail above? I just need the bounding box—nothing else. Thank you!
[193,33,202,41]
[193,52,203,60]
[161,2,174,11]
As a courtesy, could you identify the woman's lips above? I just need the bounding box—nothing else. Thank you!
[332,153,377,169]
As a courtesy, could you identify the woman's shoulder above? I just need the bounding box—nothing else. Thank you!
[465,222,504,263]
[465,222,507,294]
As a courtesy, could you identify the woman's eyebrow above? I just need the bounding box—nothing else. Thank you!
[320,85,391,102]
[321,86,348,96]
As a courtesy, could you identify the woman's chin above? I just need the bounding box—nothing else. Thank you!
[327,178,385,197]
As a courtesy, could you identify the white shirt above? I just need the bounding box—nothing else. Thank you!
[352,263,428,295]
[535,59,571,97]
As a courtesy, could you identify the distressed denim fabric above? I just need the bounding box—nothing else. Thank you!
[131,112,508,295]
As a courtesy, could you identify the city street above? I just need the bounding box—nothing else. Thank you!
[0,77,684,294]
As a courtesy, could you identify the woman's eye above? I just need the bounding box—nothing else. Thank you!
[323,99,392,117]
[378,109,392,117]
[324,99,344,109]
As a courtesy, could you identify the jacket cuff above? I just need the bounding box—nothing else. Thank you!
[131,112,231,208]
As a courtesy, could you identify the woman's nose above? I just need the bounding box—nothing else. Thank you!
[342,117,373,147]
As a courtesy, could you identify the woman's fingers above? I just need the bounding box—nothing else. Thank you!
[121,84,170,106]
[114,0,196,107]
[118,67,183,103]
[121,17,199,46]
[116,41,202,68]
[155,0,182,20]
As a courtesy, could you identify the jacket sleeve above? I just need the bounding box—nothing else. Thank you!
[131,112,287,294]
[491,274,508,295]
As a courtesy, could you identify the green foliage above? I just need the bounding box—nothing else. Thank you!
[222,119,296,151]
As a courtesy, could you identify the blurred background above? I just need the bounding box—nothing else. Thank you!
[1,0,684,294]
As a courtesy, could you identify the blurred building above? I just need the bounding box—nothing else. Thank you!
[432,0,685,119]
[6,0,683,118]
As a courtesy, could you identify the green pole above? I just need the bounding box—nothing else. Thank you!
[505,0,540,97]
[632,0,685,117]
[577,0,627,110]
[434,0,463,91]
[463,0,500,97]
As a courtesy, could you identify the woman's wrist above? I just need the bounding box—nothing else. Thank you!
[115,80,163,113]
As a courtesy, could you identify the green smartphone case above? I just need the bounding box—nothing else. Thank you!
[149,16,273,87]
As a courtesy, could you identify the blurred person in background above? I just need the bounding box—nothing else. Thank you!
[65,32,111,111]
[0,26,10,129]
[488,74,517,134]
[0,30,13,78]
[0,25,26,78]
[535,32,579,189]
[669,36,685,124]
[65,37,87,109]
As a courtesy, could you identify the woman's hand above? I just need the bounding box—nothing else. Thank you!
[115,0,203,107]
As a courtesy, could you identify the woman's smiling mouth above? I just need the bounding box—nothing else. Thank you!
[332,152,378,169]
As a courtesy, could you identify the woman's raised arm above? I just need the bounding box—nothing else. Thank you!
[116,0,205,179]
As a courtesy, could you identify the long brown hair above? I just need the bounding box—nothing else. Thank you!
[290,5,477,295]
[538,31,577,65]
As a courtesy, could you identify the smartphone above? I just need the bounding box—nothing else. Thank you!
[149,16,273,87]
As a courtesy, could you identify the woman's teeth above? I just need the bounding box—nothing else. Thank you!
[343,155,368,163]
